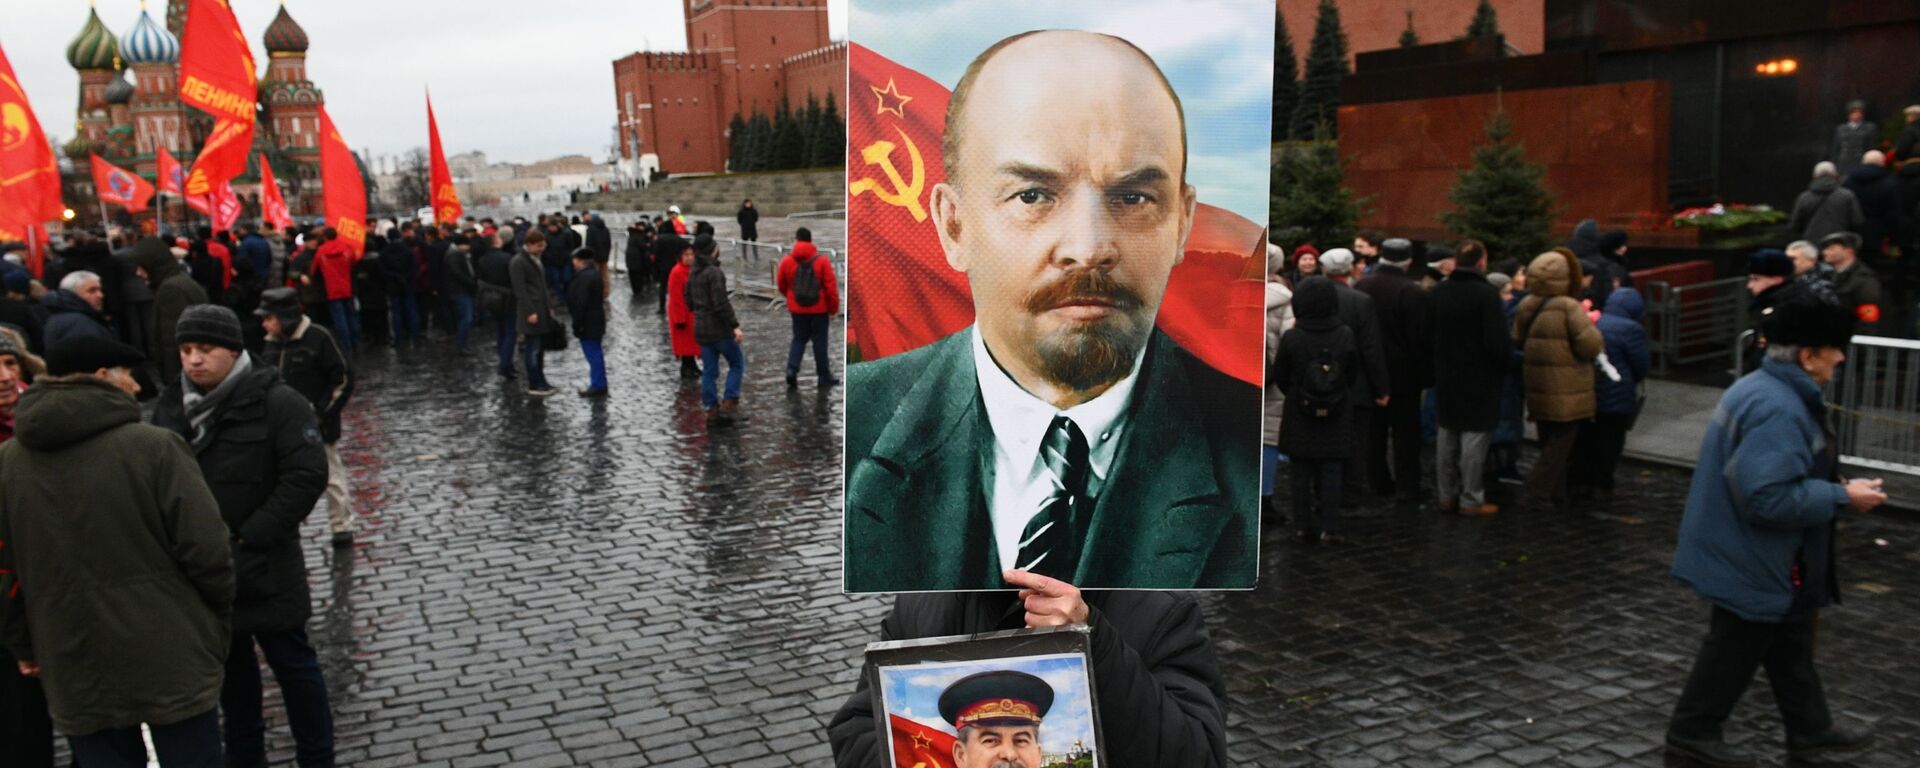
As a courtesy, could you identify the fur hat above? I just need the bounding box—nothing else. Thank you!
[1760,294,1854,349]
[1747,249,1793,277]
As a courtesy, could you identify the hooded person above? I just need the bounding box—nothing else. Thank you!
[775,229,840,388]
[1513,248,1604,509]
[132,236,209,385]
[1570,286,1651,502]
[1271,277,1357,542]
[685,233,746,425]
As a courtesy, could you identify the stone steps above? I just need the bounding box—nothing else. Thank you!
[578,169,846,217]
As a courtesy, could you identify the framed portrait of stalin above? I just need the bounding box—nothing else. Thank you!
[842,1,1275,593]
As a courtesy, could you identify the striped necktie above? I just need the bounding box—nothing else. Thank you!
[1016,416,1089,579]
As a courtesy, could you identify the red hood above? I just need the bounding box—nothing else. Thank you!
[792,241,818,260]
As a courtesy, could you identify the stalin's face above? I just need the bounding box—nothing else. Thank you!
[932,31,1195,405]
[952,724,1043,768]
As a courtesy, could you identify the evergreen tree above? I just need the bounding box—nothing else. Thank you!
[1270,132,1371,250]
[816,91,846,168]
[798,94,823,169]
[772,95,805,169]
[1465,0,1500,40]
[1273,6,1299,142]
[1289,0,1349,140]
[727,113,748,172]
[1399,10,1420,48]
[749,112,776,172]
[1439,111,1556,265]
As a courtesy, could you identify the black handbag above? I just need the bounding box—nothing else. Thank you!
[541,324,568,352]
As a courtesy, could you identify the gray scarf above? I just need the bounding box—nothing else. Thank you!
[182,352,253,444]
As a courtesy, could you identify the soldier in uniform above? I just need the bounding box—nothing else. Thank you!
[939,671,1053,768]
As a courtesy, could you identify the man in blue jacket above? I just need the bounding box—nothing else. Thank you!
[1666,295,1885,767]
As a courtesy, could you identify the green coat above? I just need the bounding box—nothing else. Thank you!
[0,376,232,736]
[844,329,1259,592]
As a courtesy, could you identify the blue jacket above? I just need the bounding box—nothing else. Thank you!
[1672,359,1845,623]
[239,234,272,280]
[1593,287,1651,415]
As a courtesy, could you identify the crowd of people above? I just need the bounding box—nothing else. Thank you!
[0,201,841,766]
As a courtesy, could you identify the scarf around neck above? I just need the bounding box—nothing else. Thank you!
[182,352,253,443]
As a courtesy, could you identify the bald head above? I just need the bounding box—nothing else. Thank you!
[942,30,1187,187]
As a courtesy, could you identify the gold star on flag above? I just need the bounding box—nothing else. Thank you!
[910,732,932,750]
[872,78,912,119]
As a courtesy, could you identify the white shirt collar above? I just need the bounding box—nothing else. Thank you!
[972,325,1143,484]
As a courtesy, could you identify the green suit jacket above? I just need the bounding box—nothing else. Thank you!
[844,328,1259,592]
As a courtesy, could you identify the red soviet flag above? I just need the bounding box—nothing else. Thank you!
[258,153,291,230]
[208,180,240,233]
[0,41,65,233]
[178,0,256,196]
[91,154,156,212]
[845,44,1265,385]
[157,146,185,195]
[426,92,462,225]
[886,714,956,768]
[318,106,366,256]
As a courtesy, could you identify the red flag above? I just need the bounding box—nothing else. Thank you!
[846,44,1264,385]
[0,41,65,233]
[208,180,240,233]
[258,153,291,230]
[886,714,956,768]
[426,92,462,225]
[178,0,256,196]
[318,106,366,256]
[157,147,186,195]
[184,192,211,216]
[90,154,157,212]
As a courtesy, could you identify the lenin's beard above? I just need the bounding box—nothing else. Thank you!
[1022,269,1149,392]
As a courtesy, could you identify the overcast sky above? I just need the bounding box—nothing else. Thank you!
[8,0,847,166]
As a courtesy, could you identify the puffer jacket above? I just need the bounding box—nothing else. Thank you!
[1593,287,1651,416]
[1262,281,1294,447]
[1513,250,1604,423]
[0,376,232,736]
[686,251,739,345]
[150,359,327,634]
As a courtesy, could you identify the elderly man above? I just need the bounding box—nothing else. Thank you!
[1788,162,1865,244]
[1819,231,1882,335]
[940,671,1052,768]
[41,270,114,348]
[1319,248,1391,512]
[149,306,333,768]
[1739,249,1796,376]
[257,288,355,548]
[843,30,1258,591]
[2,334,233,767]
[1666,296,1882,767]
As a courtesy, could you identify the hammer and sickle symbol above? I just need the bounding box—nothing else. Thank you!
[849,125,926,222]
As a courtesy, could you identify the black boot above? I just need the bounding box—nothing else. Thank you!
[1663,731,1757,767]
[1788,724,1873,758]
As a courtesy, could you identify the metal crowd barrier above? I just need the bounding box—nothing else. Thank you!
[1831,335,1920,476]
[714,238,846,309]
[1643,276,1747,376]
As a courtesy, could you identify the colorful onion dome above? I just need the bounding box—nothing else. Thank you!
[66,8,120,71]
[263,4,309,54]
[105,72,136,105]
[119,9,179,66]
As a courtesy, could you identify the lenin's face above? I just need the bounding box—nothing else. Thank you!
[933,32,1196,399]
[952,724,1043,768]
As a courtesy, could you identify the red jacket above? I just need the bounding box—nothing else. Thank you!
[665,262,699,357]
[208,242,233,289]
[776,242,839,315]
[314,239,358,301]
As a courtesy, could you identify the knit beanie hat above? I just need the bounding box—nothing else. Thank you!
[175,304,246,351]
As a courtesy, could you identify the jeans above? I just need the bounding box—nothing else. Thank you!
[521,333,549,390]
[222,629,334,767]
[449,293,475,351]
[495,317,517,374]
[785,313,833,380]
[1436,427,1492,507]
[1670,607,1831,741]
[326,299,358,353]
[1290,459,1342,534]
[580,338,607,392]
[389,291,419,343]
[700,338,745,409]
[69,707,222,768]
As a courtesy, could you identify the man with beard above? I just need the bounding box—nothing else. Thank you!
[842,30,1258,592]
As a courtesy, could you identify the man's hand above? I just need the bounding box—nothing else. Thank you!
[17,661,40,677]
[733,328,745,344]
[1845,478,1887,513]
[527,313,539,325]
[1004,570,1089,628]
[1375,396,1390,407]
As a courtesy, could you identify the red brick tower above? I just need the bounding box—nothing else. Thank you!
[683,0,831,120]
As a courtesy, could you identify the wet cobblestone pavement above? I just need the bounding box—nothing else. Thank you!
[262,278,1920,766]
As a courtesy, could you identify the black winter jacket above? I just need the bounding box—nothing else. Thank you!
[568,264,607,340]
[828,591,1227,768]
[1430,269,1511,431]
[1332,281,1390,404]
[264,319,352,443]
[151,360,327,634]
[1354,264,1433,395]
[686,254,738,345]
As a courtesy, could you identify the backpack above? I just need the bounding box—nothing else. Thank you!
[1297,326,1354,418]
[792,254,823,307]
